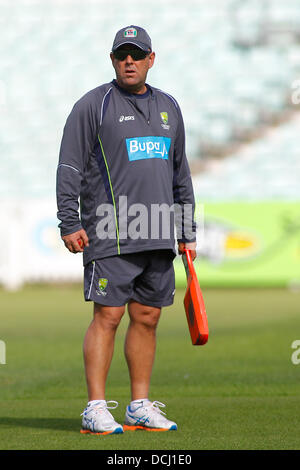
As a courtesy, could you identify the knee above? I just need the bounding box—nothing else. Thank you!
[93,304,125,331]
[130,305,161,330]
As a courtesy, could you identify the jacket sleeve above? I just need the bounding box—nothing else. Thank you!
[173,104,197,243]
[56,93,98,237]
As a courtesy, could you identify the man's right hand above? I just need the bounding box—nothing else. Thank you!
[62,229,89,253]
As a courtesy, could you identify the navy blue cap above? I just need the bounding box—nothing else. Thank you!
[112,25,152,52]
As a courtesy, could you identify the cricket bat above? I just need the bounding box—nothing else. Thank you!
[182,248,208,345]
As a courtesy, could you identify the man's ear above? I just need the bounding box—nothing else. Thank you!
[148,52,155,69]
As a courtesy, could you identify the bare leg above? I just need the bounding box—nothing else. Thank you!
[125,300,161,401]
[83,303,125,401]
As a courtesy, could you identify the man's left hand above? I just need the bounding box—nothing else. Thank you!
[178,242,197,261]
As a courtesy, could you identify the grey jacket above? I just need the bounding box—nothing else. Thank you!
[56,79,196,265]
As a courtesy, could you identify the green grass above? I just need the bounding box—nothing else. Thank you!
[0,285,300,450]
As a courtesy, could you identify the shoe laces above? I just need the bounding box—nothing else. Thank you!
[81,400,119,416]
[148,400,166,416]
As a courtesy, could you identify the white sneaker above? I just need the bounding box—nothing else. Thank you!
[124,400,177,431]
[80,400,123,435]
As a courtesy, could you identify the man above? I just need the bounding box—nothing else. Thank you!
[56,25,196,435]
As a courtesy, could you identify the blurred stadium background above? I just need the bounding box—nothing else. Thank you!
[0,0,299,290]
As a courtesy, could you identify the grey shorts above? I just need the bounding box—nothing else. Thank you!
[84,250,176,307]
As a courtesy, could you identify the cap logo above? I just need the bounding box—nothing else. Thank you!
[124,27,137,38]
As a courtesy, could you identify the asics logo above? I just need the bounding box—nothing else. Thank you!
[119,115,135,122]
[128,413,150,425]
[84,416,96,432]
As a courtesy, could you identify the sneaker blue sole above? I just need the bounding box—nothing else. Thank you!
[80,426,123,435]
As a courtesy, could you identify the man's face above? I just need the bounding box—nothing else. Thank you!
[110,44,155,94]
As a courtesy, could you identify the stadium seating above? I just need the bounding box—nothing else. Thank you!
[193,113,300,200]
[0,0,300,200]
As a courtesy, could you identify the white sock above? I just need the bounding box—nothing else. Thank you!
[130,398,150,410]
[88,399,106,407]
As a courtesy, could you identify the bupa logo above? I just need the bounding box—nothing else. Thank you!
[126,136,171,161]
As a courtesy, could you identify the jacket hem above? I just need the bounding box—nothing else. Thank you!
[83,242,176,266]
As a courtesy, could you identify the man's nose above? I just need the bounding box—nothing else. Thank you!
[124,54,134,63]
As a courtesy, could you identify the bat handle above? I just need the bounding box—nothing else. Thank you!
[184,248,192,263]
